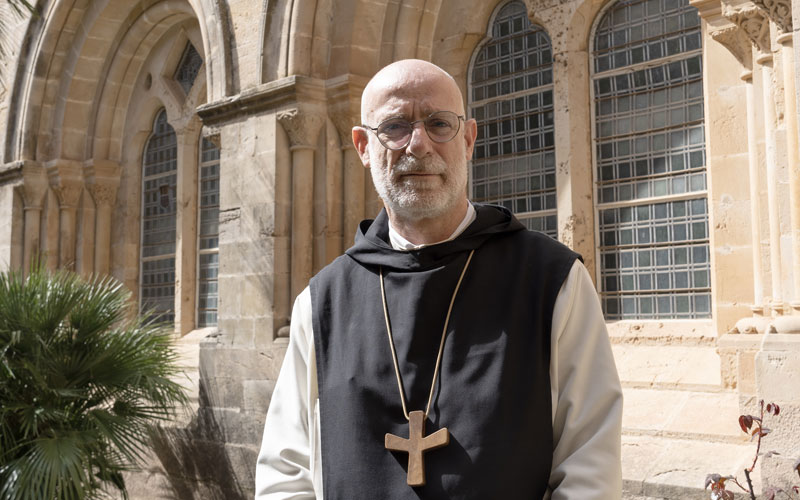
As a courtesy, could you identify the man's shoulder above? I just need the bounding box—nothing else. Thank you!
[492,228,582,262]
[310,252,361,289]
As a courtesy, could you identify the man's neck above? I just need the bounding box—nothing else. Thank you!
[386,198,470,246]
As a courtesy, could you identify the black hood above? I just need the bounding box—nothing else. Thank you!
[344,203,525,271]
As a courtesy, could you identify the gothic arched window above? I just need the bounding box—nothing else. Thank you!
[197,138,219,327]
[592,0,709,319]
[469,1,557,238]
[140,109,177,324]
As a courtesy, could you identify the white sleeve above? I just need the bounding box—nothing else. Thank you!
[547,261,623,499]
[255,287,319,499]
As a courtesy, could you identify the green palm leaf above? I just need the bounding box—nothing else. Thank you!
[0,264,188,499]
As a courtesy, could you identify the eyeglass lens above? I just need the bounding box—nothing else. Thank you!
[376,111,461,149]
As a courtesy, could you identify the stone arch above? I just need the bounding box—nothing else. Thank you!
[103,18,208,162]
[430,0,505,94]
[5,0,229,164]
[264,0,449,81]
[465,0,552,84]
[566,0,622,54]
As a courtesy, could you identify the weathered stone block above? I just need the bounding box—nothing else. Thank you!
[199,344,280,382]
[718,333,763,407]
[200,376,244,409]
[193,407,264,447]
[243,379,275,415]
[756,334,800,493]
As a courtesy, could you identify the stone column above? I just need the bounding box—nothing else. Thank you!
[756,50,787,311]
[551,46,596,276]
[750,0,797,313]
[777,32,800,311]
[47,160,84,271]
[277,106,324,304]
[19,162,49,274]
[175,128,200,335]
[84,160,121,276]
[728,5,784,312]
[331,110,366,245]
[745,71,768,311]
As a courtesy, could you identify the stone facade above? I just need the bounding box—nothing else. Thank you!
[0,0,799,497]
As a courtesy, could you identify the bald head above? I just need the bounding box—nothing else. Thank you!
[360,59,465,124]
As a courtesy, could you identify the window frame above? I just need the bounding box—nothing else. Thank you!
[466,0,559,238]
[588,0,711,321]
[196,136,220,328]
[138,108,178,324]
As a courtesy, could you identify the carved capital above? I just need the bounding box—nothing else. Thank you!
[710,24,754,70]
[19,161,49,209]
[329,110,359,149]
[752,0,792,33]
[46,160,84,208]
[203,133,221,149]
[83,159,121,208]
[86,184,118,207]
[277,106,325,149]
[326,76,366,148]
[723,4,771,54]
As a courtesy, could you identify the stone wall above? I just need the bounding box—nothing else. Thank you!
[0,0,799,497]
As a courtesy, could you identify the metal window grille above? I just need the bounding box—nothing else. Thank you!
[197,138,219,327]
[470,1,557,238]
[174,43,203,94]
[140,109,177,324]
[592,0,709,320]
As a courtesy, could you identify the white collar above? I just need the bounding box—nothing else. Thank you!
[388,203,477,251]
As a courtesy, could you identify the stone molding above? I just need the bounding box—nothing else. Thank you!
[751,0,792,33]
[723,3,772,54]
[729,314,800,333]
[0,161,24,185]
[84,159,122,208]
[197,75,326,126]
[711,24,755,70]
[46,160,84,208]
[277,106,325,149]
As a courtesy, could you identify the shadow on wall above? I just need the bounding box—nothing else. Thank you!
[147,381,249,500]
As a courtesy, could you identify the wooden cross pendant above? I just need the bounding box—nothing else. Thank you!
[385,410,449,486]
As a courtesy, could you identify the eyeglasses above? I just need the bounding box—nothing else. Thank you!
[362,111,466,150]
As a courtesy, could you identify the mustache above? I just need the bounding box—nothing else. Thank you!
[391,156,446,177]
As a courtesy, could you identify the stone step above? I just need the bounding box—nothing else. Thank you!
[621,385,767,499]
[622,433,762,499]
[623,387,748,444]
[612,344,722,390]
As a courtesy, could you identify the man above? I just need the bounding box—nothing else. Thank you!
[256,59,623,499]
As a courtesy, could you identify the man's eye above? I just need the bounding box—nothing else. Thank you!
[381,122,408,133]
[428,120,452,129]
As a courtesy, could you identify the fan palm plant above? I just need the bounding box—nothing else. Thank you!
[0,265,188,499]
[0,0,36,90]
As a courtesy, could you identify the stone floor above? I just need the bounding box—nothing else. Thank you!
[612,323,763,500]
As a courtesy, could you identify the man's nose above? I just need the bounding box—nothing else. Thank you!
[405,121,434,158]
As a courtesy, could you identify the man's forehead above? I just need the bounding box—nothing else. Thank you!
[368,94,452,120]
[362,72,464,122]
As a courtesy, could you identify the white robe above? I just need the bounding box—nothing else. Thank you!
[255,207,623,499]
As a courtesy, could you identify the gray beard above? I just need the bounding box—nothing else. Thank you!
[371,154,465,221]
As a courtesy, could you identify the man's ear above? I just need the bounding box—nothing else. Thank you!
[463,118,478,162]
[352,126,371,169]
